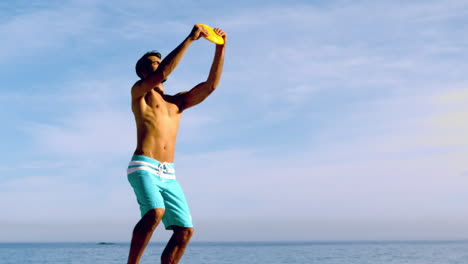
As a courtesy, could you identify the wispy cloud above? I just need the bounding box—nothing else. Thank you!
[210,1,466,131]
[24,110,134,157]
[0,2,101,63]
[419,88,468,147]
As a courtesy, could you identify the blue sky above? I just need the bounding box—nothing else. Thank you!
[1,0,468,242]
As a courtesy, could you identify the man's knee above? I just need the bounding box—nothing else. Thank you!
[138,208,165,229]
[182,227,194,240]
[174,227,194,243]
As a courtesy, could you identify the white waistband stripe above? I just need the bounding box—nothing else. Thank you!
[127,167,176,179]
[128,160,175,174]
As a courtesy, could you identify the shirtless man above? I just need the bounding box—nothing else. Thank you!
[126,25,226,264]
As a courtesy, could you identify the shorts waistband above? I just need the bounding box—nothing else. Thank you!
[127,155,176,180]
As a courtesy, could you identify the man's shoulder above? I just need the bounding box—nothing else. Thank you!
[131,80,145,99]
[131,80,143,91]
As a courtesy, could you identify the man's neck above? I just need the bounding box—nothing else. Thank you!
[153,86,165,94]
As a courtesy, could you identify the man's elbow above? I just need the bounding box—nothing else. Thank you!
[208,84,217,92]
[201,81,216,93]
[160,70,170,82]
[206,80,220,92]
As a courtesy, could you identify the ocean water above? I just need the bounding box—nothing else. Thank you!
[1,241,468,264]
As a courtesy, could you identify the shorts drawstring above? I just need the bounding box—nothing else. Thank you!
[157,162,169,182]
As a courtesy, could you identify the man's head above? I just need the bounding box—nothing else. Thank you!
[135,50,162,79]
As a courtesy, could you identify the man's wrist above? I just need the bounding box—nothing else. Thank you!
[185,35,196,43]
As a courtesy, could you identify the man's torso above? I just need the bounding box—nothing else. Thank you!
[132,88,182,163]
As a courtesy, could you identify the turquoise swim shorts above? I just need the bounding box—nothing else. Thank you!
[127,155,193,230]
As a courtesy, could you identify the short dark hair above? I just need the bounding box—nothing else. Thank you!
[135,50,162,79]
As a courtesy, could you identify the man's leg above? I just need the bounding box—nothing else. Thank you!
[127,208,165,264]
[161,226,194,264]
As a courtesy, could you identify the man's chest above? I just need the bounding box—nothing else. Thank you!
[144,90,180,116]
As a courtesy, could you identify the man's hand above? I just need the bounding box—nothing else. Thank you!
[188,24,209,41]
[213,28,227,45]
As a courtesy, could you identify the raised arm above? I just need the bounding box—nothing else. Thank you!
[176,28,227,111]
[132,25,209,99]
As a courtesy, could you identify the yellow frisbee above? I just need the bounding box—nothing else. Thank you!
[197,24,224,45]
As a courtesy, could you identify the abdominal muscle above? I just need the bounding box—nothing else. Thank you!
[134,115,181,163]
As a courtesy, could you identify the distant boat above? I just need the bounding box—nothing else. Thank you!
[97,242,115,245]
